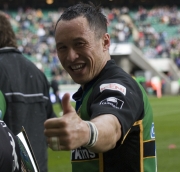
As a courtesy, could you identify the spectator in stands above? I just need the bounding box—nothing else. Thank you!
[133,5,180,66]
[7,5,180,83]
[50,72,63,110]
[0,11,56,172]
[151,76,162,98]
[4,6,134,84]
[175,57,180,69]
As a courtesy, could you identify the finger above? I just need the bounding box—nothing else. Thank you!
[62,93,75,115]
[47,137,69,151]
[44,118,62,129]
[48,137,61,151]
[44,128,63,137]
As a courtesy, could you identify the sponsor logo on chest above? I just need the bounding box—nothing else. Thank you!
[71,147,98,161]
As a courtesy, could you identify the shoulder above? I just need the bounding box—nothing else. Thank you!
[95,64,141,96]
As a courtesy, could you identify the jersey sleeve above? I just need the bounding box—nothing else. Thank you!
[89,80,144,141]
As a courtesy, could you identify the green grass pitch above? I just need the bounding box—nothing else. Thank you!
[48,95,180,172]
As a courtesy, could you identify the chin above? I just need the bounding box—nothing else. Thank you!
[73,78,88,86]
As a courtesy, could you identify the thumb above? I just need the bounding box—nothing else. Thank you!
[62,93,75,115]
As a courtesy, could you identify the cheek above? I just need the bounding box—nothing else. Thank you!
[57,56,65,69]
[57,53,65,63]
[57,55,62,63]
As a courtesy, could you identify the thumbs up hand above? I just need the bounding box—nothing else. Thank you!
[61,93,76,116]
[44,93,89,151]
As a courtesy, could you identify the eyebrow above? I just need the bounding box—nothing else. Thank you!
[73,37,85,41]
[56,37,86,46]
[56,42,64,47]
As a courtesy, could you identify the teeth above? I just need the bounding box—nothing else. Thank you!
[71,64,84,70]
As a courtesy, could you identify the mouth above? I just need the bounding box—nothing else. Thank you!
[70,63,86,71]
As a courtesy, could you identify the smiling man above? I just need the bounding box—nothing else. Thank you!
[55,12,109,85]
[44,2,157,172]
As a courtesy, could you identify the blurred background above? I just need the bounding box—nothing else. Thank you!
[0,0,180,171]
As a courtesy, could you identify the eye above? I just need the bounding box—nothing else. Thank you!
[76,42,85,47]
[57,45,67,51]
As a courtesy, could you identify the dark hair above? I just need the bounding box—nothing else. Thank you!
[55,2,107,38]
[0,11,17,48]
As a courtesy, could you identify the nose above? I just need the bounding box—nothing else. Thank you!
[67,48,79,62]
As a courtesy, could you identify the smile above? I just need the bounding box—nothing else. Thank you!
[70,64,86,71]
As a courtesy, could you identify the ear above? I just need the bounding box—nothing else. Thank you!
[102,33,110,51]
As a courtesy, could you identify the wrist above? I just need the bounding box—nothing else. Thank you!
[83,121,98,148]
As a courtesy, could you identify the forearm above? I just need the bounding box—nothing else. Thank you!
[84,114,121,153]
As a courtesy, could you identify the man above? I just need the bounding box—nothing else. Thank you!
[0,91,21,172]
[44,2,157,172]
[0,11,56,172]
[50,73,62,109]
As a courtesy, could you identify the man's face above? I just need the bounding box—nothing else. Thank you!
[55,16,110,86]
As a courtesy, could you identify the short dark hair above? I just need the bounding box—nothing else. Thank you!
[55,2,107,38]
[0,11,17,48]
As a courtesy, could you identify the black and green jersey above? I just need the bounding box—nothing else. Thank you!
[72,60,157,172]
[0,91,21,171]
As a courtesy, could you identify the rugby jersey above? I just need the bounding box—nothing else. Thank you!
[72,59,157,172]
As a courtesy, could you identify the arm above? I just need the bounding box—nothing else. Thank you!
[44,93,121,152]
[88,114,121,152]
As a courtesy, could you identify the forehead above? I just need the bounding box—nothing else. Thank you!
[55,16,94,42]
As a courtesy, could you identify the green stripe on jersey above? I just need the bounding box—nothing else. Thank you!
[0,91,6,120]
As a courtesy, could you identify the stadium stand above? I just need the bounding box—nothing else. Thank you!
[1,4,180,94]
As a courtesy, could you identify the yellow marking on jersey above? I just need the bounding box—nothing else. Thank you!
[72,158,99,162]
[133,120,142,126]
[139,120,143,172]
[99,153,103,172]
[133,120,143,172]
[144,139,155,143]
[144,156,156,159]
[121,128,131,144]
